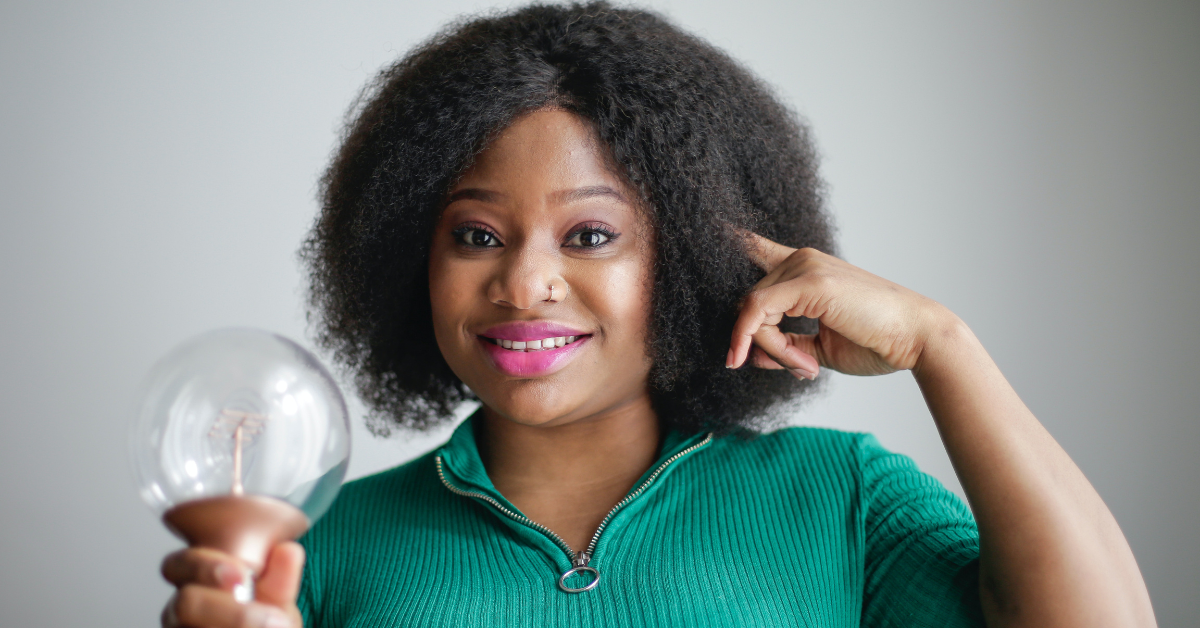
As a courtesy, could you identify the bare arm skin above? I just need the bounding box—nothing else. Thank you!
[730,235,1157,627]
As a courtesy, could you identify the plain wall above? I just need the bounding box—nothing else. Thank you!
[1,1,1196,625]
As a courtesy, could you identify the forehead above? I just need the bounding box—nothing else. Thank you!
[451,109,631,198]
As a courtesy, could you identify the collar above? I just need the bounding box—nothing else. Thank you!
[435,409,710,511]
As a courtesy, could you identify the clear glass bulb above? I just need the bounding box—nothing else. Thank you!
[130,328,350,592]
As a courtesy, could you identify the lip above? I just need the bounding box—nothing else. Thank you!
[480,321,589,342]
[476,321,592,378]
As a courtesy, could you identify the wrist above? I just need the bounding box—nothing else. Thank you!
[912,305,977,378]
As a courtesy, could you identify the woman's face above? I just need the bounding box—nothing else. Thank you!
[428,109,655,428]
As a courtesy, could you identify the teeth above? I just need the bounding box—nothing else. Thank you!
[492,335,582,351]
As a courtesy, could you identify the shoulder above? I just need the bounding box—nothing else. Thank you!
[301,449,445,549]
[703,424,876,476]
[334,449,440,506]
[682,425,881,508]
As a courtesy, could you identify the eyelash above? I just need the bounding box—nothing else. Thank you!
[565,223,620,248]
[450,222,621,249]
[451,223,501,248]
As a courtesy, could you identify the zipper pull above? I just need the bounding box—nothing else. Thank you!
[558,551,600,593]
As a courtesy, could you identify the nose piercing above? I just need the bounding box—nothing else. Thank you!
[545,283,567,303]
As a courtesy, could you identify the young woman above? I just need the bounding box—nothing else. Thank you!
[159,3,1156,626]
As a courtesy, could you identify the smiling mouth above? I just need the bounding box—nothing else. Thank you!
[482,335,588,351]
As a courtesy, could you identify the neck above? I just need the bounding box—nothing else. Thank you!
[477,395,661,552]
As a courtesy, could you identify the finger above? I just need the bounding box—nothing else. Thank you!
[748,333,824,370]
[255,542,305,607]
[744,232,797,273]
[162,547,250,591]
[748,345,785,370]
[728,281,823,368]
[782,332,822,366]
[750,325,819,379]
[173,584,296,628]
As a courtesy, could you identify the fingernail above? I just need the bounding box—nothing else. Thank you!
[215,563,242,587]
[789,368,817,380]
[725,348,733,368]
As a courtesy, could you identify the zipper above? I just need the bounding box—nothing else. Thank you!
[435,431,713,593]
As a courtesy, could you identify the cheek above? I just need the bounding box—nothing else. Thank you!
[585,254,654,352]
[427,249,476,350]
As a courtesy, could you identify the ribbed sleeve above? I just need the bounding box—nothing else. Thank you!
[857,434,983,627]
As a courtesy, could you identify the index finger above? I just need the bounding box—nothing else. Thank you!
[162,547,250,591]
[743,231,797,272]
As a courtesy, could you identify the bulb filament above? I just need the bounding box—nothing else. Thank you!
[208,410,270,496]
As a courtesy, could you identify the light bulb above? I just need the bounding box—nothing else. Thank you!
[130,328,350,600]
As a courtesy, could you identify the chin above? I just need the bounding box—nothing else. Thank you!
[484,393,583,427]
[479,385,587,427]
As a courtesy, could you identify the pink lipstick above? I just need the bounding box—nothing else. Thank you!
[478,321,592,378]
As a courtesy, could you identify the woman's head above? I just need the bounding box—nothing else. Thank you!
[302,1,835,435]
[430,109,657,430]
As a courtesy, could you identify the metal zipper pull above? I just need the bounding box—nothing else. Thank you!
[437,431,713,594]
[558,551,600,593]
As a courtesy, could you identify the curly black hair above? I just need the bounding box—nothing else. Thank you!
[301,1,836,436]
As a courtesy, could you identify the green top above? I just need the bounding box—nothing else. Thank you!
[298,416,983,627]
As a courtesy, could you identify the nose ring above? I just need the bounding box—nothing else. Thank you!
[547,284,555,302]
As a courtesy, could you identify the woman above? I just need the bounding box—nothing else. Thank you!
[160,3,1156,626]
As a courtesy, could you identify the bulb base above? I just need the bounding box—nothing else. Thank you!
[163,495,310,574]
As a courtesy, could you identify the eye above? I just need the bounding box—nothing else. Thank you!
[452,224,502,248]
[565,225,618,248]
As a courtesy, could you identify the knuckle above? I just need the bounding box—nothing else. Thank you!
[161,550,188,580]
[797,257,825,276]
[161,593,179,628]
[174,585,212,624]
[745,287,773,311]
[805,271,835,292]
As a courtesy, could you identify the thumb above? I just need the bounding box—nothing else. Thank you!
[255,541,305,608]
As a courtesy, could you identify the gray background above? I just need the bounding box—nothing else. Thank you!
[1,1,1196,625]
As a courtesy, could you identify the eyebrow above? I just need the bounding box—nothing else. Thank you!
[445,188,503,204]
[554,185,629,205]
[445,185,629,206]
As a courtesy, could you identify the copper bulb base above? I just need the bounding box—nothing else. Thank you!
[163,495,310,575]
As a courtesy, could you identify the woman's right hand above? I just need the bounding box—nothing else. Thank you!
[160,542,305,628]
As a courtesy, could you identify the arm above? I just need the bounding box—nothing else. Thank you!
[728,235,1156,627]
[914,313,1155,627]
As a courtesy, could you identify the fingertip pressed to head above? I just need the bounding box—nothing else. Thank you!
[744,232,795,272]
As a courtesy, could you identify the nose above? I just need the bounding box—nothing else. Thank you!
[487,238,562,310]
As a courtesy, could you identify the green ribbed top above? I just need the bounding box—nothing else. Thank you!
[298,416,983,627]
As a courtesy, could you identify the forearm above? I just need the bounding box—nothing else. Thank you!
[912,312,1156,627]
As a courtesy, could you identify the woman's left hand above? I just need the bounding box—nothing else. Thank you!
[728,233,954,379]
